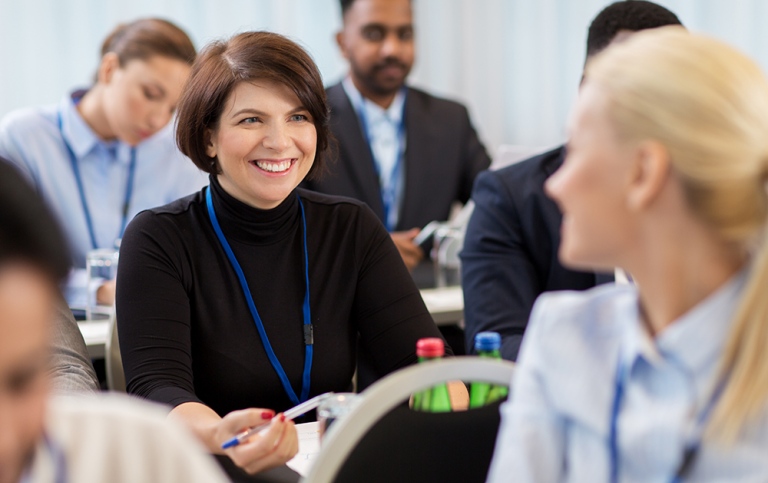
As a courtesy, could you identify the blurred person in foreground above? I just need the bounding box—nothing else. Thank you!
[0,160,227,483]
[488,27,768,481]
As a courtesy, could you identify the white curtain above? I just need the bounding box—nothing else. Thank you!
[0,0,766,157]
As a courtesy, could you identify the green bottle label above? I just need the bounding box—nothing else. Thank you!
[412,356,452,412]
[469,349,509,408]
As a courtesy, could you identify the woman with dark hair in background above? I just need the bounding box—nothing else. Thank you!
[116,31,451,474]
[0,18,206,310]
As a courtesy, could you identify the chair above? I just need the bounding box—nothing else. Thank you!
[433,222,465,287]
[105,311,126,392]
[302,357,515,483]
[432,144,550,283]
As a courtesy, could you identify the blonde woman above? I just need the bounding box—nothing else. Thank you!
[488,27,768,481]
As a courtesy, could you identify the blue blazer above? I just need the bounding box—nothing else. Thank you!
[460,146,612,360]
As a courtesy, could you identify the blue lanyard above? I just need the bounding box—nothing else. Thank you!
[57,110,137,250]
[608,354,726,483]
[354,90,407,231]
[21,434,67,483]
[205,186,313,405]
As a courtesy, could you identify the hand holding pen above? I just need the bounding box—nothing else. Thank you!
[216,407,298,475]
[222,393,332,449]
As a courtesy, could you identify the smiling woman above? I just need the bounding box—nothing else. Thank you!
[0,18,208,311]
[115,31,451,476]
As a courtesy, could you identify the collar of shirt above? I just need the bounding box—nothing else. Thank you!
[620,266,748,387]
[341,77,407,230]
[22,436,60,483]
[59,93,131,165]
[341,76,406,128]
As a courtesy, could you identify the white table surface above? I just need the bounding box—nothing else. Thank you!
[420,286,464,326]
[78,287,464,359]
[77,319,109,359]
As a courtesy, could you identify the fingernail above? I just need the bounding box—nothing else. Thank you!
[262,411,274,420]
[280,414,286,422]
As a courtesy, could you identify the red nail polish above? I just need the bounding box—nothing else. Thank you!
[262,411,274,420]
[280,414,286,422]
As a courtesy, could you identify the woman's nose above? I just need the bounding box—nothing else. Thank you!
[262,123,291,152]
[147,105,173,132]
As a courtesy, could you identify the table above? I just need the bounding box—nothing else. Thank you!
[77,287,465,359]
[77,319,109,359]
[420,286,464,326]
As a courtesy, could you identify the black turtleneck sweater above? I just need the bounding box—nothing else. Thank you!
[116,177,448,416]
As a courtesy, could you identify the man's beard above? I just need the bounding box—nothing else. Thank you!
[355,57,411,96]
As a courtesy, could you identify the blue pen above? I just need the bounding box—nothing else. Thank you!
[221,393,332,449]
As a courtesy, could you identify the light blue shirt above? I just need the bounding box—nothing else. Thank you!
[487,270,768,482]
[342,77,406,231]
[0,93,208,307]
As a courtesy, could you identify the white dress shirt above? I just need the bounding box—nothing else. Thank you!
[0,93,208,307]
[487,268,768,482]
[24,393,228,483]
[342,77,406,231]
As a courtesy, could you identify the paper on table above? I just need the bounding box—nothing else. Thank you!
[286,421,321,477]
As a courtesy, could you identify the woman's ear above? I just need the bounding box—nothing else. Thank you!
[627,140,671,211]
[205,129,217,159]
[97,52,121,85]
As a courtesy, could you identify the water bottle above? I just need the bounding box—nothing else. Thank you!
[469,332,509,408]
[412,338,452,412]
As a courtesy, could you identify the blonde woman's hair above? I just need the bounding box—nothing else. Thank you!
[585,27,768,442]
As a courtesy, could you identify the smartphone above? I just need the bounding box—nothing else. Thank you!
[413,220,441,247]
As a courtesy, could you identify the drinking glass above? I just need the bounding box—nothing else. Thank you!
[317,393,361,441]
[85,248,119,320]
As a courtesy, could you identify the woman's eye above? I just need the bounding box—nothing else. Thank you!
[240,117,261,124]
[290,114,308,122]
[142,88,161,101]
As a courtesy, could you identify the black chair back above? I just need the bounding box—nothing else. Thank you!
[334,400,504,483]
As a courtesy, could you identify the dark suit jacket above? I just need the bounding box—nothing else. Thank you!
[305,82,491,232]
[460,146,612,360]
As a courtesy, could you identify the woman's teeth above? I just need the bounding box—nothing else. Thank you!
[255,160,292,172]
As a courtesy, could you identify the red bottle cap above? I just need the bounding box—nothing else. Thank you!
[416,338,445,358]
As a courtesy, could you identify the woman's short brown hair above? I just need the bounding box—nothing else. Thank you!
[175,31,331,179]
[101,18,196,66]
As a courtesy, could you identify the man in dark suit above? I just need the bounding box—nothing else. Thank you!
[461,1,683,360]
[305,0,491,282]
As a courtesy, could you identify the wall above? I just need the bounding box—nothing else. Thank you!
[0,0,765,156]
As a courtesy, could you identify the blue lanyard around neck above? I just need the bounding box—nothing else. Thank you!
[21,433,67,483]
[57,110,136,250]
[608,353,726,483]
[354,90,407,232]
[205,186,313,405]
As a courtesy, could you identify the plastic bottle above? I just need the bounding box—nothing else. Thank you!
[412,338,452,412]
[469,332,509,408]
